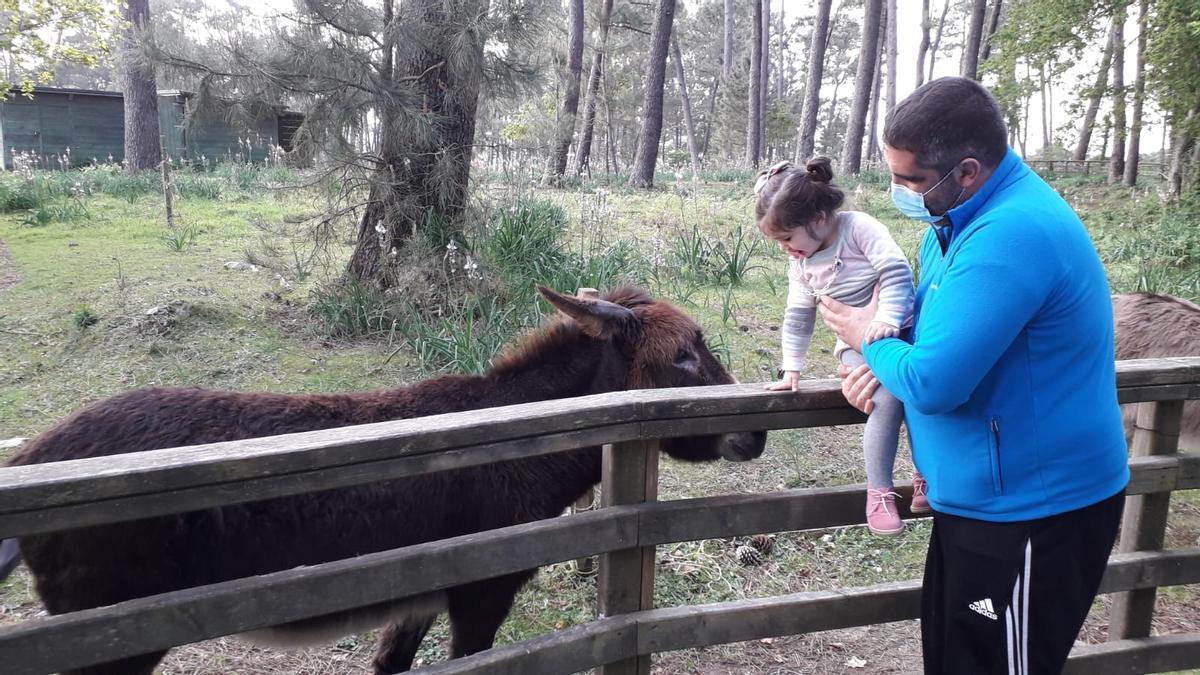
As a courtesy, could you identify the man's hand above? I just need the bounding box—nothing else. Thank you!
[864,320,900,344]
[818,284,881,350]
[765,370,802,392]
[838,363,880,414]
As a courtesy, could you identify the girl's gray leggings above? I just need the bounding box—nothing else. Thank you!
[840,350,905,489]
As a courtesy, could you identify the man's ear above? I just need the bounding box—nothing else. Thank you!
[537,286,635,339]
[957,158,984,189]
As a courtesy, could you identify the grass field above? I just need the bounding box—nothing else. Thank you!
[0,163,1197,674]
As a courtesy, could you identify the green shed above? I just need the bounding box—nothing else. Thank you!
[1,86,304,170]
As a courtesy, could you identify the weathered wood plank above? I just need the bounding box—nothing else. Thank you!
[0,357,1195,540]
[0,508,639,675]
[1064,634,1200,674]
[415,615,638,675]
[426,548,1200,674]
[1109,400,1184,641]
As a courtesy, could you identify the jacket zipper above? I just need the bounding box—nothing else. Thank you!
[991,418,1004,493]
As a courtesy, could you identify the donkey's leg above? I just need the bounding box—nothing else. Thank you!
[445,572,532,658]
[373,616,435,675]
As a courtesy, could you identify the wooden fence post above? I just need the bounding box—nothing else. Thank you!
[1108,399,1184,641]
[597,439,659,675]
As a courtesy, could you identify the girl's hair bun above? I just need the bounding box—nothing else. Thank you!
[805,156,834,183]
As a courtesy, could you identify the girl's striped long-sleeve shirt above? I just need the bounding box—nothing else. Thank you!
[781,210,915,372]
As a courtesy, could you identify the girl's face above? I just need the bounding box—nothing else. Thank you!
[759,213,834,260]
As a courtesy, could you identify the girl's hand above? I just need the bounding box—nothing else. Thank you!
[864,320,900,344]
[765,371,802,392]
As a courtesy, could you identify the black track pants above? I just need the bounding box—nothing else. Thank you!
[921,489,1125,675]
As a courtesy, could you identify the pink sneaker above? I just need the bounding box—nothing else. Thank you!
[911,472,932,514]
[866,488,904,535]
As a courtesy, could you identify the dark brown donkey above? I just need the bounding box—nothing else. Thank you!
[1113,292,1200,450]
[0,286,765,675]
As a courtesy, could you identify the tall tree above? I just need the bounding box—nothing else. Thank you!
[842,0,883,174]
[1073,21,1117,161]
[574,0,615,176]
[866,4,887,162]
[928,0,952,81]
[1108,2,1127,183]
[1123,0,1148,186]
[158,0,541,286]
[886,0,898,114]
[961,0,987,80]
[1039,63,1052,151]
[979,0,1004,64]
[546,0,585,185]
[671,38,701,178]
[746,0,763,167]
[759,0,770,159]
[628,0,677,188]
[723,0,733,82]
[916,0,930,87]
[795,0,833,162]
[1146,0,1200,195]
[121,0,162,173]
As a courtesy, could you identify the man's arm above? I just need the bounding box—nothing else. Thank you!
[863,220,1055,414]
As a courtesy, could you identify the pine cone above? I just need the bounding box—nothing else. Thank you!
[736,543,765,566]
[749,534,774,555]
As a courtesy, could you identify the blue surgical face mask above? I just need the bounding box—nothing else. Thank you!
[890,166,959,223]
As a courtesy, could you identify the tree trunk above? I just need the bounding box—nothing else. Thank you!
[700,74,720,157]
[960,0,987,80]
[1169,106,1198,197]
[1040,64,1051,152]
[1073,20,1116,161]
[1108,2,1127,183]
[759,0,770,160]
[574,0,614,176]
[886,0,898,114]
[121,0,162,173]
[746,0,762,168]
[628,0,677,188]
[723,0,733,82]
[347,0,486,285]
[776,4,785,100]
[1123,0,1147,186]
[916,0,930,87]
[546,0,585,184]
[795,0,833,162]
[979,0,1004,64]
[928,0,952,82]
[841,0,883,175]
[671,38,701,179]
[866,4,887,163]
[1100,115,1111,161]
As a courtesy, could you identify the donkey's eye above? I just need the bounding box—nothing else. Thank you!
[674,348,692,365]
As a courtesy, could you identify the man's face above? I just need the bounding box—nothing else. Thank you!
[883,144,964,218]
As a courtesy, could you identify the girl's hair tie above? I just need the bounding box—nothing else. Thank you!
[754,160,792,195]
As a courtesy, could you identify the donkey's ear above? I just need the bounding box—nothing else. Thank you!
[537,286,635,339]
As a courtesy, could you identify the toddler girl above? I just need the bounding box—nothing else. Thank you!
[754,157,927,534]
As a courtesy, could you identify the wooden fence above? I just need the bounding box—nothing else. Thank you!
[1026,158,1168,179]
[0,357,1198,675]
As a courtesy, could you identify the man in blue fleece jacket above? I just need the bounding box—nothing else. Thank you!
[819,77,1128,674]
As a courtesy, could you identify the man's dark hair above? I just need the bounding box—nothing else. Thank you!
[883,77,1008,173]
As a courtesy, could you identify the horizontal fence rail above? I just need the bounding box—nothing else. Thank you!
[0,357,1197,674]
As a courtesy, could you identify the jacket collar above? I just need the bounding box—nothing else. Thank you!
[944,147,1026,231]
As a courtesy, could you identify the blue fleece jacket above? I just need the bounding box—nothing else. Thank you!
[863,148,1129,522]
